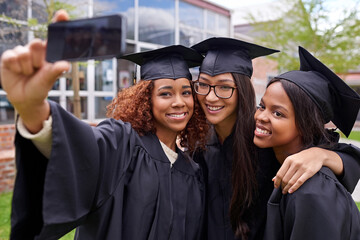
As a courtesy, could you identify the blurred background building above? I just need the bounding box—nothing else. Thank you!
[0,0,235,124]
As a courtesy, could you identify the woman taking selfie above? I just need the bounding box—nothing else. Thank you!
[1,11,209,240]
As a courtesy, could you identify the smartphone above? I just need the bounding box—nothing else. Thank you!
[46,14,126,62]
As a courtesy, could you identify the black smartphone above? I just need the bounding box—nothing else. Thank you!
[46,14,126,62]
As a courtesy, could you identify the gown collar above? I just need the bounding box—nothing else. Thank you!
[140,133,200,176]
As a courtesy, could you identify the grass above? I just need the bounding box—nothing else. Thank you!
[0,192,75,240]
[0,192,11,240]
[340,130,360,141]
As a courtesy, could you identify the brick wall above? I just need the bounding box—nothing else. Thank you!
[0,124,15,193]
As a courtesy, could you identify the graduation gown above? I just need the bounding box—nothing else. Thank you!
[10,100,205,240]
[264,167,360,240]
[194,128,360,240]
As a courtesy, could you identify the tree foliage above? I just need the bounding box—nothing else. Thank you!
[1,0,78,42]
[248,0,360,74]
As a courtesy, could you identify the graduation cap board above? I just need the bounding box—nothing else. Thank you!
[120,45,204,81]
[275,46,360,137]
[190,37,279,78]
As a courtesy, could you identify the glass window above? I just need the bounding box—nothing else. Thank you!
[48,96,60,104]
[95,59,114,91]
[95,96,112,119]
[179,1,203,29]
[179,27,203,47]
[52,79,60,90]
[67,96,88,119]
[138,0,175,45]
[94,0,135,40]
[66,62,88,90]
[0,95,14,124]
[0,0,27,21]
[218,15,230,36]
[117,43,135,90]
[206,11,216,31]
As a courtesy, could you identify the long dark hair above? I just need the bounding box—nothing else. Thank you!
[269,78,335,148]
[230,73,258,240]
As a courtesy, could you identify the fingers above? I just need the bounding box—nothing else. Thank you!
[274,151,320,194]
[1,49,23,74]
[29,39,46,68]
[273,160,291,189]
[49,61,70,80]
[2,39,46,76]
[52,9,69,23]
[13,45,34,75]
[286,173,309,194]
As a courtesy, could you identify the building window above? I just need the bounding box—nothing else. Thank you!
[138,0,175,45]
[117,43,135,91]
[93,0,135,40]
[95,60,115,92]
[95,96,111,119]
[67,96,88,119]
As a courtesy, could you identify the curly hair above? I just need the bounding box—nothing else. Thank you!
[106,80,209,154]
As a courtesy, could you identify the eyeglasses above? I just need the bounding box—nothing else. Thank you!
[193,81,236,99]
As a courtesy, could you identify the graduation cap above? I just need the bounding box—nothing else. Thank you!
[120,45,204,80]
[275,46,360,137]
[191,37,279,78]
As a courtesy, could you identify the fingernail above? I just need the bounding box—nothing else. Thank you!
[272,177,276,182]
[288,189,293,194]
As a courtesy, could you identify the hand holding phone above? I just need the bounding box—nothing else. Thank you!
[46,14,126,62]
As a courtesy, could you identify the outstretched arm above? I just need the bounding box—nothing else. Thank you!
[1,10,70,133]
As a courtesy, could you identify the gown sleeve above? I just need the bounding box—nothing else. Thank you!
[333,142,360,193]
[11,100,142,240]
[264,167,360,240]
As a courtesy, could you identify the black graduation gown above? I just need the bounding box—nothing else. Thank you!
[10,100,205,240]
[264,167,360,240]
[194,128,360,240]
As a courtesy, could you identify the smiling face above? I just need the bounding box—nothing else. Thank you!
[196,72,238,135]
[152,78,194,142]
[254,81,303,162]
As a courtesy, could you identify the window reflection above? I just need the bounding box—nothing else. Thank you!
[48,96,60,104]
[180,27,203,47]
[138,0,175,45]
[95,96,112,119]
[206,11,216,30]
[0,96,14,124]
[117,44,135,91]
[94,0,135,40]
[179,1,204,29]
[67,96,88,119]
[95,60,114,92]
[218,15,230,36]
[66,63,88,91]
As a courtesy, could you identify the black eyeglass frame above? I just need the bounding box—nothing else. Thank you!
[193,81,237,99]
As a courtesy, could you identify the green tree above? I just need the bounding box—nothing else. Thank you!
[28,0,78,39]
[247,0,360,74]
